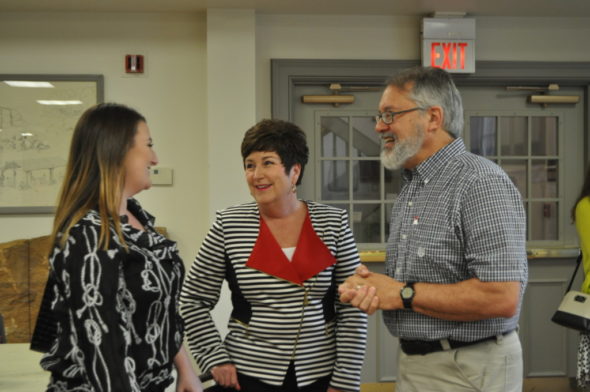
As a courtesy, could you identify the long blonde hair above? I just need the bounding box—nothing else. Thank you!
[50,103,146,250]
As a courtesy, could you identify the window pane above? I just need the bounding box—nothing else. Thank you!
[500,117,527,156]
[384,168,402,201]
[532,159,558,198]
[470,117,496,156]
[502,159,527,199]
[321,160,349,200]
[353,160,380,200]
[353,203,381,243]
[531,117,558,156]
[530,201,558,240]
[321,117,348,157]
[351,117,380,157]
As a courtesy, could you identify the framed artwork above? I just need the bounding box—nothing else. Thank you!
[0,74,103,214]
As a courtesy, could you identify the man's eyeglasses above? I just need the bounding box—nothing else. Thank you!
[374,107,423,125]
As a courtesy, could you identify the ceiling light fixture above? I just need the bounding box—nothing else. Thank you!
[37,100,83,105]
[4,81,54,88]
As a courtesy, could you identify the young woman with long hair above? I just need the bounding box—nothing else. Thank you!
[40,103,202,392]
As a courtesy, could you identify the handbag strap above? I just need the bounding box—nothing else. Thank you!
[565,250,584,293]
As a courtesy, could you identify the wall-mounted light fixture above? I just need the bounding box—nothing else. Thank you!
[301,95,355,104]
[505,84,580,106]
[529,95,580,104]
[301,83,355,107]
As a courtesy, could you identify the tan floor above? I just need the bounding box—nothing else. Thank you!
[361,383,395,392]
[360,377,579,392]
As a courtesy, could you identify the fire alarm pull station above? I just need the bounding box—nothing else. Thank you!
[125,55,144,73]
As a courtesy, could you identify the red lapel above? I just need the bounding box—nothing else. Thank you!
[246,211,336,285]
[246,218,302,284]
[290,213,337,282]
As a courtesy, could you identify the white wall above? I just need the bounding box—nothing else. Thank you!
[477,17,590,61]
[207,9,256,217]
[0,12,208,264]
[205,8,257,337]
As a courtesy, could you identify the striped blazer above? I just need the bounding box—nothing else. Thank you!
[180,201,367,391]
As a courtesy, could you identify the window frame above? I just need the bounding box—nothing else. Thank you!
[464,110,565,247]
[314,110,391,249]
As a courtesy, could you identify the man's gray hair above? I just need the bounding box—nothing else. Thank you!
[385,66,464,138]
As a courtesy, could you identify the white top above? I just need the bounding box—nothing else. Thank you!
[282,246,296,261]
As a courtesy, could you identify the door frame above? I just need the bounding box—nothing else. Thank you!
[271,59,590,164]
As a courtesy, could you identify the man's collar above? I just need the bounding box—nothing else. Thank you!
[402,138,466,184]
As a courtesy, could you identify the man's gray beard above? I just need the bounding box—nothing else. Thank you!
[380,126,425,170]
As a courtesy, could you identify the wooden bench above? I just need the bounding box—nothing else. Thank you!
[0,227,168,344]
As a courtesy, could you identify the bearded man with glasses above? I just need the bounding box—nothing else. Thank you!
[340,66,528,392]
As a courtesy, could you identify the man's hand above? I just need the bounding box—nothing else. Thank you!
[339,265,403,314]
[338,265,379,315]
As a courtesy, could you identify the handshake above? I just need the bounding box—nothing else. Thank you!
[338,265,404,315]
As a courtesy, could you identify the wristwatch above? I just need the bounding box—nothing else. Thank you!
[400,281,416,309]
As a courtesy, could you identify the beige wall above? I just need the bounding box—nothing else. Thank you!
[476,17,590,61]
[256,14,420,120]
[0,12,208,264]
[207,9,256,217]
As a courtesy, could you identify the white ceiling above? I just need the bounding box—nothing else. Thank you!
[0,0,589,17]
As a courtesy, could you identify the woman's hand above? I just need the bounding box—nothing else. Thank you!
[174,346,204,392]
[327,387,344,392]
[211,363,241,390]
[176,370,204,392]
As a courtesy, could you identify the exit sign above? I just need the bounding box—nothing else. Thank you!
[423,39,475,73]
[422,18,476,74]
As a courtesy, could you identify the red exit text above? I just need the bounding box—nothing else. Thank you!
[431,42,469,70]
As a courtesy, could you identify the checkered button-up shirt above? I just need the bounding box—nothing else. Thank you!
[383,138,528,342]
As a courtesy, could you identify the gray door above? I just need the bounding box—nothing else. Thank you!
[293,82,586,382]
[461,85,584,378]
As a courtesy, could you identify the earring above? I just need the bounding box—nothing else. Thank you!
[291,183,297,193]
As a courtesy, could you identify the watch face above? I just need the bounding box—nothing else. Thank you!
[401,286,414,299]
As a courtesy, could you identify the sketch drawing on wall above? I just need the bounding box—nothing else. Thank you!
[0,75,103,214]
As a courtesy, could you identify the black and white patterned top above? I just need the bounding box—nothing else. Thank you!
[383,138,528,342]
[41,198,185,392]
[179,201,367,392]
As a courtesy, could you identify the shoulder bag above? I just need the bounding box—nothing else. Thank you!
[551,251,590,332]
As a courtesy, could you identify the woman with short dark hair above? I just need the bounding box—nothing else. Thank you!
[180,119,367,392]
